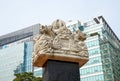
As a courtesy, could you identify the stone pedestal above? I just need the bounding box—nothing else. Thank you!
[42,60,80,81]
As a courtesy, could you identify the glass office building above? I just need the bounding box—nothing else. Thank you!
[0,43,25,81]
[66,16,120,81]
[0,42,33,81]
[0,24,42,81]
[0,16,120,81]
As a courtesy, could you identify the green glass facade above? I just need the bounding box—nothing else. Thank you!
[67,16,120,81]
[80,35,104,81]
[100,23,120,81]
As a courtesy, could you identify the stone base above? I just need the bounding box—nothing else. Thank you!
[33,54,88,67]
[42,60,80,81]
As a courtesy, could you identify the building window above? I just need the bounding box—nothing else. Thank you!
[105,59,110,63]
[86,40,99,48]
[106,69,111,73]
[105,64,110,68]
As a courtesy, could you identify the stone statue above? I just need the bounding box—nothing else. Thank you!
[33,19,89,67]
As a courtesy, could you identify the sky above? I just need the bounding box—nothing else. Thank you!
[0,0,120,38]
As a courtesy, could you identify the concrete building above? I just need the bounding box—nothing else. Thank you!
[0,16,120,81]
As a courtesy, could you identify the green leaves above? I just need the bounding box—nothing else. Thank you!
[13,72,42,81]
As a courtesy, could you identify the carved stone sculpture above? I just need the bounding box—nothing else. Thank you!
[33,19,89,67]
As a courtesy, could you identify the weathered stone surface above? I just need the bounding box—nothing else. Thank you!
[32,19,89,67]
[42,60,80,81]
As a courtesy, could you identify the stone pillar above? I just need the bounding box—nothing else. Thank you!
[42,60,80,81]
